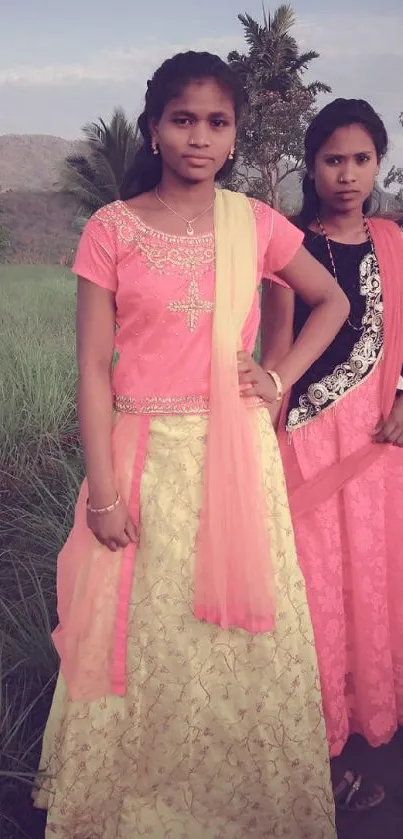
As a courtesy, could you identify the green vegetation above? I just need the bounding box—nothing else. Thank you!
[0,265,81,838]
[226,4,331,207]
[59,107,141,216]
[0,204,12,263]
[0,191,78,265]
[384,112,403,210]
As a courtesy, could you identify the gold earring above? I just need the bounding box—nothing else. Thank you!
[151,140,159,156]
[228,147,235,160]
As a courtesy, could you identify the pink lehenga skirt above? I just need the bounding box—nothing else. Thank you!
[280,364,403,757]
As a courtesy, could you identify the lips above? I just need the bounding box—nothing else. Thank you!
[183,155,213,163]
[336,190,360,196]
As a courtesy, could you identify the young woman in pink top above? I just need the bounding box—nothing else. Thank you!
[34,52,348,838]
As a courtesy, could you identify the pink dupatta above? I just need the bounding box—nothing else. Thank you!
[290,218,403,517]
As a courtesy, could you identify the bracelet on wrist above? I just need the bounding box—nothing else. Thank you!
[86,493,121,515]
[265,369,283,402]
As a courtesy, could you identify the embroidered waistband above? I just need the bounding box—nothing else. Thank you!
[114,394,209,415]
[114,393,264,415]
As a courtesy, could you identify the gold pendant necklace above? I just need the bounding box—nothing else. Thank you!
[155,188,214,236]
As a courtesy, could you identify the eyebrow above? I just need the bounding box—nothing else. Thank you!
[323,150,374,156]
[169,109,232,119]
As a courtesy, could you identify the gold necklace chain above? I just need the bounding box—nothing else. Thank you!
[154,188,214,236]
[316,215,376,332]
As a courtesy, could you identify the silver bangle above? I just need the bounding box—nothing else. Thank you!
[86,493,121,515]
[266,369,283,402]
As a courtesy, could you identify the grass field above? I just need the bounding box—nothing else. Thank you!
[0,264,82,838]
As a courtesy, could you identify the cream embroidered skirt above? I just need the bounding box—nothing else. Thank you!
[34,411,336,838]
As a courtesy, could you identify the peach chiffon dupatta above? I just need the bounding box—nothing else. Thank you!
[194,189,276,632]
[52,412,149,701]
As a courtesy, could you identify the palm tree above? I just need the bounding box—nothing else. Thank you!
[228,5,330,98]
[59,108,141,217]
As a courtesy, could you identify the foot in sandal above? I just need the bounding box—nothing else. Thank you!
[333,768,385,812]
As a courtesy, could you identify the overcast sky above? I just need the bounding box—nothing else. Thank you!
[1,0,402,170]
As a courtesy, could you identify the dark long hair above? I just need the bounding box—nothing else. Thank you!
[298,98,389,227]
[121,51,246,200]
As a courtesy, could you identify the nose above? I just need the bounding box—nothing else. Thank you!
[339,163,357,184]
[189,123,211,148]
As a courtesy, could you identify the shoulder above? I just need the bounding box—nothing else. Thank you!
[369,216,401,232]
[248,198,304,246]
[245,200,305,276]
[84,200,124,234]
[247,197,273,225]
[246,198,279,246]
[247,197,302,236]
[79,201,131,261]
[367,216,403,244]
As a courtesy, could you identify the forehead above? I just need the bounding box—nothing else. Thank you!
[163,78,235,116]
[319,123,376,155]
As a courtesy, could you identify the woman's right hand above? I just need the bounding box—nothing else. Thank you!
[87,498,139,552]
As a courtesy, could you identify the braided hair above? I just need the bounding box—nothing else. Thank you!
[121,51,245,199]
[298,98,389,227]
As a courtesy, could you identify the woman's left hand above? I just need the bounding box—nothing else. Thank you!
[375,394,403,446]
[237,351,278,403]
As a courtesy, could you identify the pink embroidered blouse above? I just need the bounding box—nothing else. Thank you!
[72,198,303,414]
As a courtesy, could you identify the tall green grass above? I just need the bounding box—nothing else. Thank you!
[0,265,82,837]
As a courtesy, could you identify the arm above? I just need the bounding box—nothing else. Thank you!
[375,393,403,447]
[260,280,295,369]
[260,281,295,428]
[239,245,350,404]
[375,228,403,446]
[268,245,349,392]
[76,278,137,550]
[76,277,116,508]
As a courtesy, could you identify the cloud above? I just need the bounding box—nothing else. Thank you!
[295,13,402,59]
[0,13,400,89]
[295,12,403,171]
[0,12,402,169]
[0,36,243,87]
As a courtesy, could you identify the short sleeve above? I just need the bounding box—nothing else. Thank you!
[72,214,118,292]
[263,208,304,276]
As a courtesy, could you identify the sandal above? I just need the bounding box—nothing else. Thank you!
[333,769,385,812]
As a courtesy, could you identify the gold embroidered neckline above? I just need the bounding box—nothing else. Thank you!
[117,200,214,244]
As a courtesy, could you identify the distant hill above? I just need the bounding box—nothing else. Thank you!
[0,135,78,262]
[0,134,400,263]
[0,190,78,264]
[0,134,75,191]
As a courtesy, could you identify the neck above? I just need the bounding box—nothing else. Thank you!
[157,170,215,212]
[318,206,364,235]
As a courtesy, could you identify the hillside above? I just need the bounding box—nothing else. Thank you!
[0,134,400,264]
[0,134,75,191]
[0,190,78,264]
[0,134,79,262]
